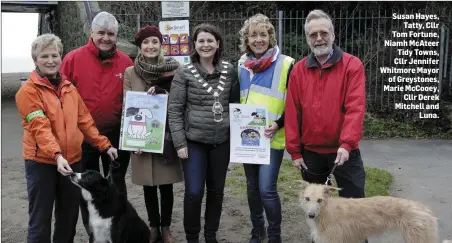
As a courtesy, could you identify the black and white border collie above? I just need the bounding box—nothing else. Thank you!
[70,170,150,243]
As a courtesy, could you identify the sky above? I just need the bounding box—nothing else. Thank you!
[1,13,39,73]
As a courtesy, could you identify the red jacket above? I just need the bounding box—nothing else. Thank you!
[60,38,134,134]
[285,45,366,160]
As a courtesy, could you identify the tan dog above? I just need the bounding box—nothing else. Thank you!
[297,180,441,243]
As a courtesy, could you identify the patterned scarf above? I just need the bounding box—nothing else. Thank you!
[243,46,279,73]
[133,52,180,89]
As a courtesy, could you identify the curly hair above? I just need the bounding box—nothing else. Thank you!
[31,33,63,61]
[238,13,277,54]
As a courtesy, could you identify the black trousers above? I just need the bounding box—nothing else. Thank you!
[143,184,174,227]
[301,149,366,198]
[25,160,82,243]
[79,129,130,237]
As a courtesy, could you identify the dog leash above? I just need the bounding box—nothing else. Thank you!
[300,163,338,185]
[324,163,337,185]
[107,158,120,185]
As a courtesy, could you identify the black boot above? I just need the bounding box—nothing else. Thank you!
[250,227,267,243]
[267,236,281,243]
[204,231,218,243]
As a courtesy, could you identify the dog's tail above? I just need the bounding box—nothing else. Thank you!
[399,203,438,243]
[144,131,153,137]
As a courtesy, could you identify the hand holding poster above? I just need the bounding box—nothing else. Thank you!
[119,91,168,153]
[229,104,271,164]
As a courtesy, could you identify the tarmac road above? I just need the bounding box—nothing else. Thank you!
[2,98,451,242]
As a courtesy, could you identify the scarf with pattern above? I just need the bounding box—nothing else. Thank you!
[243,45,279,73]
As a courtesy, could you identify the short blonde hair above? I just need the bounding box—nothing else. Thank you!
[304,9,334,35]
[239,13,277,54]
[31,33,63,61]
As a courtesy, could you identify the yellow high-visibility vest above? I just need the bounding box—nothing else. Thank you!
[238,53,295,149]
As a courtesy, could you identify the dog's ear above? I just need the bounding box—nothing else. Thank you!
[324,185,342,196]
[126,107,139,117]
[144,109,153,119]
[294,180,310,190]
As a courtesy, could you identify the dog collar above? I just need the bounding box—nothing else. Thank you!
[129,121,146,126]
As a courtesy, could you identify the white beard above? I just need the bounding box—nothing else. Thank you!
[310,40,334,57]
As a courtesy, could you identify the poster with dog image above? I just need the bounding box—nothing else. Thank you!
[119,91,168,153]
[229,104,271,164]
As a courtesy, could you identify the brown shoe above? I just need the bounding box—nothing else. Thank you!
[150,227,161,243]
[161,226,175,243]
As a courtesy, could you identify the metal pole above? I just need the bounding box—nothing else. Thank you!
[278,10,283,53]
[136,14,141,32]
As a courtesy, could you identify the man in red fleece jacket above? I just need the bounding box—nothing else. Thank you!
[285,9,367,200]
[60,11,133,240]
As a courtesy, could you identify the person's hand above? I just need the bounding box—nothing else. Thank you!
[106,147,118,161]
[133,149,143,155]
[177,147,188,159]
[264,122,279,139]
[56,155,73,176]
[292,158,307,171]
[335,147,349,165]
[147,86,167,95]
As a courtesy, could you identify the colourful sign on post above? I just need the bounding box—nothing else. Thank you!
[159,20,190,65]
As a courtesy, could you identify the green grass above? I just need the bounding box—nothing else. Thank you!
[225,160,393,201]
[364,114,452,139]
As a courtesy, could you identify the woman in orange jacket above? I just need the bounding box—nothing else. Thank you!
[15,33,118,243]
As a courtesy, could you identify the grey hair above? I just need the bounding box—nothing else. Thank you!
[304,9,334,35]
[91,11,118,34]
[238,13,277,54]
[31,33,63,61]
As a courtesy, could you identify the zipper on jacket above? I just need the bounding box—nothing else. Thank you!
[35,144,39,157]
[52,87,67,159]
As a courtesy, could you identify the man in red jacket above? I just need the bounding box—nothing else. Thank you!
[60,11,133,239]
[285,9,367,200]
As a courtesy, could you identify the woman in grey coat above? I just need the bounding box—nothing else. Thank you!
[124,25,183,243]
[168,23,240,243]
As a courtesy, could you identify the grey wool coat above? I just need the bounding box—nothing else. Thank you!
[123,66,183,186]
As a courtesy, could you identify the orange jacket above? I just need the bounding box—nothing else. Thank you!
[15,71,111,165]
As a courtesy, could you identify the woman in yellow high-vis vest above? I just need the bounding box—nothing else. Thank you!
[237,14,295,243]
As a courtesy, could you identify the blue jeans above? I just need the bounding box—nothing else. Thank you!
[243,148,284,240]
[182,140,230,241]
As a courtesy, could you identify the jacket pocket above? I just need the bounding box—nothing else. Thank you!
[35,144,47,161]
[35,144,39,157]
